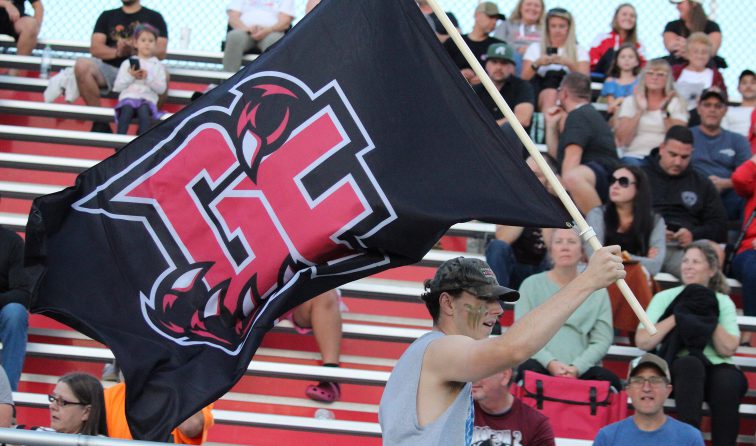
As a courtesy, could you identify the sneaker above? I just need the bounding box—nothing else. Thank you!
[91,121,112,134]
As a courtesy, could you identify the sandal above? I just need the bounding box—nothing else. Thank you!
[306,381,341,403]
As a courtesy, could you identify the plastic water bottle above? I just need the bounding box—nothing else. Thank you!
[314,408,335,420]
[40,45,52,79]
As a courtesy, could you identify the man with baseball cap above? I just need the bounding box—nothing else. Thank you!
[443,1,504,85]
[594,353,703,445]
[474,43,535,129]
[379,247,625,445]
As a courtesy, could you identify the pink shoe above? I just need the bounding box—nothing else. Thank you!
[305,381,341,403]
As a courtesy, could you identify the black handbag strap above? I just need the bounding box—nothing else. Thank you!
[524,383,611,413]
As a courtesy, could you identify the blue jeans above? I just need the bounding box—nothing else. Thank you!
[485,239,549,289]
[732,249,756,317]
[0,303,28,390]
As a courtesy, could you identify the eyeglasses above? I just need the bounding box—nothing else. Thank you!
[628,376,668,387]
[609,176,636,187]
[48,394,86,407]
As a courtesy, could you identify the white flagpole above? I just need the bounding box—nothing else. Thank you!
[425,0,657,335]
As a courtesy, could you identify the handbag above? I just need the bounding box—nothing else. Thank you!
[514,371,627,440]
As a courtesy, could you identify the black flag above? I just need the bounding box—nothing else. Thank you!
[25,0,568,440]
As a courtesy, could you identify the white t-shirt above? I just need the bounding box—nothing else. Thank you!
[723,105,754,138]
[227,0,296,28]
[523,43,589,77]
[618,95,689,157]
[675,68,714,110]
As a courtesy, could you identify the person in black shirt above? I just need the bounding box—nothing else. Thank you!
[0,0,42,56]
[0,224,31,391]
[73,0,168,133]
[544,72,618,214]
[663,0,724,68]
[443,1,504,85]
[474,43,535,130]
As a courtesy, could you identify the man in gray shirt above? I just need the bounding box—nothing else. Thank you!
[379,247,625,445]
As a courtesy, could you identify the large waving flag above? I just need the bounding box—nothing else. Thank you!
[25,0,568,440]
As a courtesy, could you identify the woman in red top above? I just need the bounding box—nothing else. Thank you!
[589,3,645,77]
[731,154,756,320]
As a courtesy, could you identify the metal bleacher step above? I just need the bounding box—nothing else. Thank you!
[0,75,195,105]
[0,124,133,148]
[0,98,173,123]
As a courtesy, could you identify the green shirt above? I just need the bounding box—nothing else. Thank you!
[515,272,613,374]
[640,285,739,365]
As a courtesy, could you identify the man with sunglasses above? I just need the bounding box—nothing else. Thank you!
[691,88,751,222]
[642,125,727,278]
[593,353,703,445]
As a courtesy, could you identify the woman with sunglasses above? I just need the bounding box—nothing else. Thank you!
[16,372,109,437]
[585,166,665,335]
[521,7,589,112]
[636,242,745,446]
[615,59,688,165]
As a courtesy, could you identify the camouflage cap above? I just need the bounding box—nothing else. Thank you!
[428,257,519,302]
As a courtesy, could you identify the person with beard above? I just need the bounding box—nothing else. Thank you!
[73,0,168,133]
[443,2,504,85]
[474,43,535,130]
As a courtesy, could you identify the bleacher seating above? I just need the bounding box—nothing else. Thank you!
[1,32,754,446]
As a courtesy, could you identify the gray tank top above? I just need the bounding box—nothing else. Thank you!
[379,331,473,445]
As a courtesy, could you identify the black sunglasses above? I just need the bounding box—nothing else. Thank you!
[609,176,635,187]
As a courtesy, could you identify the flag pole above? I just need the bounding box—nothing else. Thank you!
[425,0,657,335]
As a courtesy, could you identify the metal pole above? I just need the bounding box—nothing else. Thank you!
[0,428,173,446]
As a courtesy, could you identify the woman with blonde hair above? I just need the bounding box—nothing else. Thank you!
[589,3,646,77]
[493,0,544,74]
[614,59,688,164]
[521,7,589,112]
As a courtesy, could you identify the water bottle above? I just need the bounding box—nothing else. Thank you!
[40,45,52,79]
[314,408,335,420]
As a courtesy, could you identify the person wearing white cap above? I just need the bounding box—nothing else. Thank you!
[593,353,704,445]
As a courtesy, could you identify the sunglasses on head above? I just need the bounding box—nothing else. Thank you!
[609,176,635,187]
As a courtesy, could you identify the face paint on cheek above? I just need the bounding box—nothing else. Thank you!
[464,303,487,330]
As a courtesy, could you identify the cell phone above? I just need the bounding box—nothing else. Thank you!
[546,47,558,56]
[129,57,140,71]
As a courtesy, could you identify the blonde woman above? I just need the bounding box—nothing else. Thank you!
[493,0,544,74]
[614,59,688,164]
[521,7,589,112]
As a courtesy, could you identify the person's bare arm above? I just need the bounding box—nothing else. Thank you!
[155,36,167,60]
[305,0,321,13]
[90,32,118,61]
[663,31,685,56]
[513,102,534,128]
[711,324,739,357]
[635,315,675,351]
[494,225,523,244]
[227,10,248,31]
[576,60,590,75]
[424,246,625,383]
[251,13,293,41]
[560,144,583,174]
[614,114,641,147]
[0,403,11,428]
[31,0,43,25]
[709,31,722,55]
[177,411,205,440]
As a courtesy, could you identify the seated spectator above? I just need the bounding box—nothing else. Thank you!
[593,354,704,445]
[641,126,727,278]
[730,153,756,338]
[305,0,319,13]
[585,166,665,335]
[722,69,756,152]
[416,0,460,43]
[73,0,168,134]
[112,24,166,136]
[473,43,534,129]
[0,223,30,392]
[0,0,42,57]
[472,368,555,445]
[544,72,618,214]
[485,155,556,289]
[615,59,688,164]
[104,381,213,444]
[493,0,544,75]
[521,7,589,112]
[515,228,621,391]
[635,242,745,446]
[17,372,109,436]
[280,289,343,402]
[672,33,726,114]
[442,2,504,85]
[663,0,724,69]
[222,0,295,73]
[691,88,750,221]
[589,3,645,79]
[598,43,641,118]
[0,368,12,428]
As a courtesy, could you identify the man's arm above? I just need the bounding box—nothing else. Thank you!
[512,102,534,128]
[31,0,43,24]
[494,225,523,244]
[176,410,205,440]
[424,246,625,383]
[90,32,117,61]
[227,10,248,31]
[560,144,583,174]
